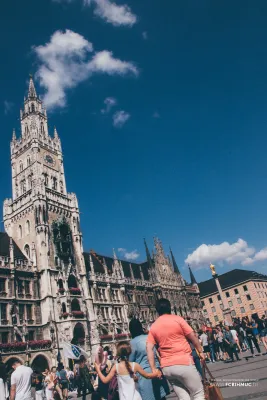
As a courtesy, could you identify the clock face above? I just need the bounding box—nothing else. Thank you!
[44,154,54,165]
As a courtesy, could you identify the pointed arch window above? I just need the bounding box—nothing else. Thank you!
[26,220,30,235]
[41,122,44,133]
[52,177,57,191]
[18,225,22,239]
[27,157,31,166]
[60,181,63,194]
[19,161,23,172]
[43,173,48,187]
[31,103,35,113]
[24,244,30,258]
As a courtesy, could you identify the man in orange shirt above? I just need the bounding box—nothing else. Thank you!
[147,298,205,400]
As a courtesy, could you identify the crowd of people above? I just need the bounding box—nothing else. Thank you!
[198,314,267,365]
[0,299,266,400]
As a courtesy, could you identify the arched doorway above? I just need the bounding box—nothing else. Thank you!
[73,323,85,345]
[68,275,78,289]
[31,355,49,373]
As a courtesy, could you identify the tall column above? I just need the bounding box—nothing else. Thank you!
[210,264,232,325]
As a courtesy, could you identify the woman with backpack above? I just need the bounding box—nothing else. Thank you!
[56,363,69,400]
[95,342,161,400]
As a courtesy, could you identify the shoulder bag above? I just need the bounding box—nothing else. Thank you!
[202,360,224,400]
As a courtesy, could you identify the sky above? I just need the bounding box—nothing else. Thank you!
[1,0,267,283]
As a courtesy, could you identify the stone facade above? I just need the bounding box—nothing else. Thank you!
[0,78,204,371]
[199,269,267,326]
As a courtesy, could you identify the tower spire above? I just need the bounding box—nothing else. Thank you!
[170,247,180,274]
[28,75,37,98]
[12,128,16,142]
[144,238,154,268]
[188,266,197,285]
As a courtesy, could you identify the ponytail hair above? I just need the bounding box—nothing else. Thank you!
[116,342,134,378]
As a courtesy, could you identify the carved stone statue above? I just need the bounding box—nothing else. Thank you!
[10,301,18,325]
[210,264,216,276]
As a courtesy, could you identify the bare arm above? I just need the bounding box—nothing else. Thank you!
[186,332,205,360]
[134,363,160,379]
[146,341,157,372]
[10,384,16,400]
[94,364,116,384]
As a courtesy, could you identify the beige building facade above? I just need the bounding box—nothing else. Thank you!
[199,269,267,326]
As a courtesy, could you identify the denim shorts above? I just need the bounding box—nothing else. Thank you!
[260,329,267,337]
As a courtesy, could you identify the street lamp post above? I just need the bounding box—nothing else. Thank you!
[210,264,232,326]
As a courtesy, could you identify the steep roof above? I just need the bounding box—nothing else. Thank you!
[0,232,27,260]
[199,269,267,298]
[84,251,150,280]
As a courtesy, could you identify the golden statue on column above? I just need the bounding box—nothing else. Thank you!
[210,263,216,276]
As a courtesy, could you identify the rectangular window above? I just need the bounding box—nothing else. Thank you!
[26,305,32,320]
[226,292,230,298]
[18,281,24,294]
[237,298,242,304]
[234,288,239,294]
[0,279,6,292]
[209,298,213,304]
[217,295,221,300]
[246,294,251,300]
[19,304,25,323]
[201,301,205,306]
[203,309,207,315]
[25,281,30,295]
[240,307,245,313]
[214,315,219,322]
[231,310,236,316]
[220,304,224,310]
[228,301,233,307]
[28,331,35,341]
[243,285,248,292]
[250,304,255,310]
[1,332,8,344]
[211,307,216,313]
[0,304,7,321]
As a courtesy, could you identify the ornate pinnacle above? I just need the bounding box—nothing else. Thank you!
[28,75,37,98]
[54,126,59,139]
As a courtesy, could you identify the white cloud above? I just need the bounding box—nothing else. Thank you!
[243,248,267,266]
[33,30,138,109]
[118,248,140,261]
[113,110,130,128]
[56,0,137,26]
[92,0,137,27]
[4,101,14,114]
[101,97,117,114]
[185,239,255,269]
[142,31,148,40]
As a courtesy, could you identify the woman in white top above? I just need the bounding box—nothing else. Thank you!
[95,342,161,400]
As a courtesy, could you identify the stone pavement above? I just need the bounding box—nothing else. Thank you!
[167,350,267,400]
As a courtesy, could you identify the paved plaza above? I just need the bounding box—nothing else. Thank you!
[167,350,267,400]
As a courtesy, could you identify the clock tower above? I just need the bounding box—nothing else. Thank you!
[3,78,99,362]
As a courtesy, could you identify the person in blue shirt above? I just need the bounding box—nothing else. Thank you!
[129,318,169,400]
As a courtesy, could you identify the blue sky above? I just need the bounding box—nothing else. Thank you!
[1,0,267,282]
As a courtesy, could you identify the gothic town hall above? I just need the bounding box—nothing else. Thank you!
[0,79,204,372]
